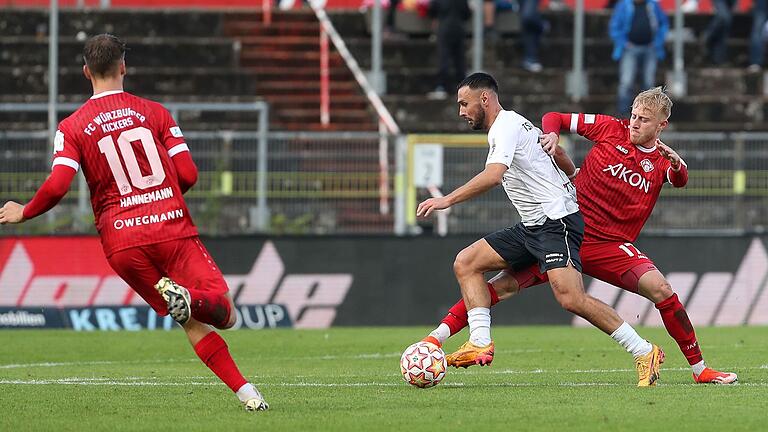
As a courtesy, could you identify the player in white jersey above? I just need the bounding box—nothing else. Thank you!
[417,73,664,385]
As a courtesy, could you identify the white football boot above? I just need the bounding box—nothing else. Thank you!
[154,277,191,325]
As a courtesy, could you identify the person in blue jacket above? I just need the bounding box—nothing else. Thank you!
[610,0,668,117]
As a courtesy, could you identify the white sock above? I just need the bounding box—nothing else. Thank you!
[428,323,451,344]
[236,382,260,403]
[610,322,652,357]
[691,360,707,376]
[467,307,491,346]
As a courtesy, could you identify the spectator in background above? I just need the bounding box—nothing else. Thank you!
[520,0,545,72]
[749,0,767,71]
[385,0,402,38]
[609,0,668,117]
[484,0,499,41]
[427,0,471,99]
[704,0,736,65]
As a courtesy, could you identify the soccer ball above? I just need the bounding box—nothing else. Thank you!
[399,341,447,388]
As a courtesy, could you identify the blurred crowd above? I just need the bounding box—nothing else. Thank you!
[366,0,768,115]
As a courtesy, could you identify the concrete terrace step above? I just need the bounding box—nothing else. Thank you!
[240,50,346,68]
[384,94,768,133]
[382,67,766,97]
[238,35,324,47]
[272,122,378,131]
[344,37,757,70]
[269,95,368,110]
[1,67,258,96]
[244,66,354,82]
[1,37,238,68]
[274,108,372,121]
[224,21,322,37]
[225,10,319,25]
[254,80,360,95]
[0,10,227,38]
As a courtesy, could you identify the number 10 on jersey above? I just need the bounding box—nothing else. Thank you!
[98,126,166,195]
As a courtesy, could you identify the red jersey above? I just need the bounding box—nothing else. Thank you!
[53,90,197,256]
[558,113,686,242]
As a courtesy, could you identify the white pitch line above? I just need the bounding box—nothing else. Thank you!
[0,359,197,370]
[0,378,765,387]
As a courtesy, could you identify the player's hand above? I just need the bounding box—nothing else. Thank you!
[539,132,559,156]
[656,139,682,169]
[416,197,452,217]
[0,201,26,225]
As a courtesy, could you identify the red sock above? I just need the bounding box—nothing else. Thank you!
[190,291,232,329]
[441,283,500,336]
[193,332,248,392]
[655,293,703,365]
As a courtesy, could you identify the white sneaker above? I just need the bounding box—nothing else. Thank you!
[154,277,191,324]
[244,391,270,412]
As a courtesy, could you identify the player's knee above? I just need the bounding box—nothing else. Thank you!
[647,280,674,303]
[453,250,475,278]
[553,289,586,314]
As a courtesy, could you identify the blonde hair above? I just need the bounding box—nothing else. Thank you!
[632,86,673,120]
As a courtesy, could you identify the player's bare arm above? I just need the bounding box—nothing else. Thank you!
[539,131,559,156]
[417,163,507,217]
[0,201,25,224]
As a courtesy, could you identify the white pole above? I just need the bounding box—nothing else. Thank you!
[372,0,383,93]
[670,0,687,97]
[566,0,587,101]
[472,0,483,72]
[48,0,60,228]
[48,0,58,149]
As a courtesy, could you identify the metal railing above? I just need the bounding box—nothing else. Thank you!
[401,132,768,236]
[0,129,394,236]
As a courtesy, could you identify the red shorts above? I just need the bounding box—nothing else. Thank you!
[512,240,658,293]
[107,236,229,315]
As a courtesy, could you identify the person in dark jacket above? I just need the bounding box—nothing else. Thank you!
[427,0,471,99]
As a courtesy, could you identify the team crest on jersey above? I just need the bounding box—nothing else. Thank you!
[640,158,654,173]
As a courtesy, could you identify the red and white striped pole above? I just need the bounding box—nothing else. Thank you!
[320,26,330,127]
[262,0,272,26]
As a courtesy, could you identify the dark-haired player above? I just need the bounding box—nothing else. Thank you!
[422,87,737,385]
[416,72,665,386]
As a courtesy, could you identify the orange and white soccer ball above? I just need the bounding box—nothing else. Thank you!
[399,341,447,388]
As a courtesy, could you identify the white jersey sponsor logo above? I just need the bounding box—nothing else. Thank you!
[113,208,184,230]
[602,162,651,193]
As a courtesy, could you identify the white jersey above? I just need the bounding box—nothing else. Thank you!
[486,110,578,226]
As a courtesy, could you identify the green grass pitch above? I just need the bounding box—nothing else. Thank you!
[1,326,765,431]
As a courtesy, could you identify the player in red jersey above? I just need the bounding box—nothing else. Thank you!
[0,34,270,409]
[421,87,737,385]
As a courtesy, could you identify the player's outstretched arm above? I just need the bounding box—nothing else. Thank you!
[417,163,506,217]
[552,145,578,178]
[0,165,77,224]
